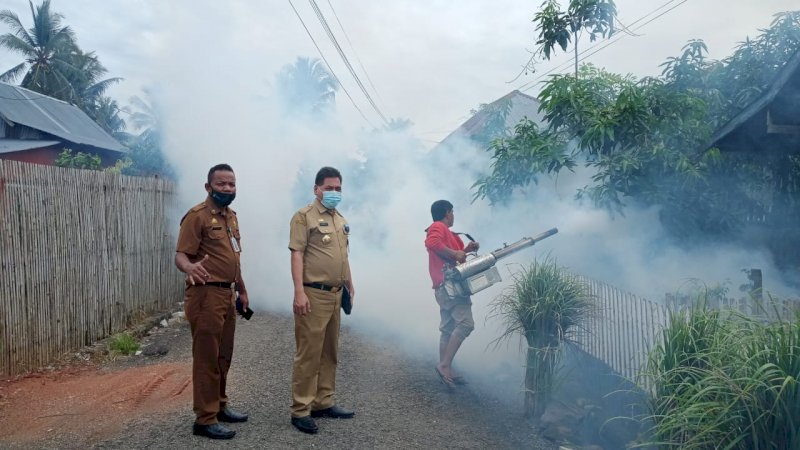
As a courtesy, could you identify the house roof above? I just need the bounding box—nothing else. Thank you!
[0,82,125,153]
[707,49,800,150]
[438,90,544,147]
[0,139,60,155]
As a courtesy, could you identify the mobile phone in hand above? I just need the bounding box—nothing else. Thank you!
[235,297,254,320]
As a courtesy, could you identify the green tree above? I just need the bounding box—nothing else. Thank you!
[276,56,338,117]
[533,0,617,77]
[120,92,173,178]
[475,13,800,247]
[0,0,80,100]
[0,1,122,117]
[468,97,514,147]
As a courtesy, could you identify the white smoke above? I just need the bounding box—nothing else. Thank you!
[128,1,799,381]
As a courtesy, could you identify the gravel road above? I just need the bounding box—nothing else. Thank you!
[6,310,555,450]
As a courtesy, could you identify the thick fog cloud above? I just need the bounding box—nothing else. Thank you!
[1,0,797,376]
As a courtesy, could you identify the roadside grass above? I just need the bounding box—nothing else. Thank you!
[109,332,140,356]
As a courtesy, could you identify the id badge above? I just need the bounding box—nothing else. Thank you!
[230,236,241,253]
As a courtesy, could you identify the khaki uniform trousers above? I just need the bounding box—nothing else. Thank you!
[184,285,237,425]
[291,286,341,417]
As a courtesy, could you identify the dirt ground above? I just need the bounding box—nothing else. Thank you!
[0,311,556,450]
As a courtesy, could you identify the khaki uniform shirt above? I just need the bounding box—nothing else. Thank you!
[289,199,350,286]
[176,197,242,283]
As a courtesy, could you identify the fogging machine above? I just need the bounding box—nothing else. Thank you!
[443,227,558,297]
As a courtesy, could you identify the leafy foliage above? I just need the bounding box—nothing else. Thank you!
[55,149,101,170]
[533,0,617,76]
[119,93,174,178]
[0,1,121,118]
[475,13,800,247]
[276,56,338,118]
[0,0,78,97]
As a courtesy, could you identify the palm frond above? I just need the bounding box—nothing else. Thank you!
[0,61,28,82]
[83,77,122,100]
[0,9,34,47]
[0,32,35,55]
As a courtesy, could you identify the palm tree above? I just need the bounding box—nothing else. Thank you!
[126,93,159,137]
[67,49,122,110]
[1,2,122,112]
[88,96,126,138]
[276,56,338,117]
[0,0,81,101]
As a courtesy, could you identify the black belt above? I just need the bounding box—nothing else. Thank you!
[303,282,342,293]
[205,281,236,289]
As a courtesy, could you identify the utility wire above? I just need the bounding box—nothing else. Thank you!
[325,0,384,103]
[308,0,389,125]
[516,0,688,92]
[287,0,376,127]
[507,0,680,83]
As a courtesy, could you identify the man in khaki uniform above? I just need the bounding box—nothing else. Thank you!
[288,166,355,434]
[175,163,250,440]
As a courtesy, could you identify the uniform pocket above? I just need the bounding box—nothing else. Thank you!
[314,224,335,245]
[208,226,226,240]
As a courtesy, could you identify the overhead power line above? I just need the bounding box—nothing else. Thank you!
[307,0,389,125]
[287,0,376,127]
[325,0,384,103]
[516,0,690,92]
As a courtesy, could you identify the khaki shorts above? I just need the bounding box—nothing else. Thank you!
[435,284,475,340]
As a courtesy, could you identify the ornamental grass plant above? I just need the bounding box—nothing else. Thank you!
[490,257,592,419]
[642,296,800,449]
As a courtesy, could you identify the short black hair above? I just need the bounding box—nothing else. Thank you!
[208,163,234,184]
[431,200,453,221]
[315,166,342,186]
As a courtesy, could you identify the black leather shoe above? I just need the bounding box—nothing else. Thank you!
[218,406,248,423]
[192,422,236,439]
[291,415,319,434]
[310,405,355,419]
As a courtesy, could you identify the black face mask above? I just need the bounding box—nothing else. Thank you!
[210,189,236,207]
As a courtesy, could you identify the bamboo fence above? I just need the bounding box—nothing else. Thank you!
[572,275,669,385]
[0,160,183,377]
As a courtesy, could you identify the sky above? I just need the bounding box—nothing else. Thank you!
[1,0,798,381]
[1,0,798,144]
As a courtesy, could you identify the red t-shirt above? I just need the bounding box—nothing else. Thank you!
[425,221,464,288]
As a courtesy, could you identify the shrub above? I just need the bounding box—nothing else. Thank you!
[490,256,592,418]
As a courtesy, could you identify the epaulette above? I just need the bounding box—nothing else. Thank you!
[299,204,314,214]
[190,202,207,212]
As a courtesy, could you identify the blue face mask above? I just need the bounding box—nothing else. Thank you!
[321,190,341,209]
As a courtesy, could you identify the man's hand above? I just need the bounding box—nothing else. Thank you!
[293,290,311,316]
[454,250,467,264]
[238,290,250,311]
[465,241,480,253]
[186,254,211,285]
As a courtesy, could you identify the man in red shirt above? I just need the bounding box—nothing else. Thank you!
[425,200,479,386]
